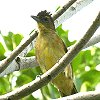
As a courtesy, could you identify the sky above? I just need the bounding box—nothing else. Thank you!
[0,0,100,42]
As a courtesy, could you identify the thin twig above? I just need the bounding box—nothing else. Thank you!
[0,11,99,100]
[83,34,100,49]
[53,91,100,100]
[53,0,77,20]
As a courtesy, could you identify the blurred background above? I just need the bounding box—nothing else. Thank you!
[0,0,100,100]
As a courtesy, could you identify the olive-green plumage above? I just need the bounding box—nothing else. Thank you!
[31,10,77,96]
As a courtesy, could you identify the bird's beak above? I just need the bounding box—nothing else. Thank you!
[31,16,40,22]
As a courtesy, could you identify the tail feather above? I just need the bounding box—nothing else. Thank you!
[60,83,77,97]
[71,83,78,95]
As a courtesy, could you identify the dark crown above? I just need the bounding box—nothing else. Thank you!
[37,10,52,19]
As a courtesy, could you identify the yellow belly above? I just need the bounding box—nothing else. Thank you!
[39,45,64,72]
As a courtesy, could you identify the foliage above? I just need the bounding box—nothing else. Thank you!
[0,26,100,100]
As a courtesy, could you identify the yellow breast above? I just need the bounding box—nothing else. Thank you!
[35,32,65,72]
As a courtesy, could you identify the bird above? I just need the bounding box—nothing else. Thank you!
[31,10,77,97]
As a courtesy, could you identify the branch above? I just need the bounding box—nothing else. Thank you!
[0,11,99,100]
[83,33,100,49]
[18,40,35,57]
[53,91,100,100]
[54,0,94,28]
[68,33,100,50]
[0,31,38,73]
[0,56,38,77]
[53,0,77,21]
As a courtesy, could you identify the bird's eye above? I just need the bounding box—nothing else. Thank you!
[42,17,48,22]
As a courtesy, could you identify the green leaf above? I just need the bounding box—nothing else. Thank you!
[80,70,100,89]
[56,25,76,47]
[0,78,10,94]
[1,32,13,50]
[72,51,84,72]
[83,50,92,65]
[22,95,37,100]
[0,42,5,55]
[0,32,23,50]
[12,33,23,48]
[75,77,83,92]
[47,83,60,99]
[41,85,51,99]
[16,74,32,86]
[92,47,100,65]
[0,42,6,60]
[55,6,61,12]
[80,81,91,92]
[26,49,35,57]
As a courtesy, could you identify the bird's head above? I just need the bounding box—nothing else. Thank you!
[31,10,55,30]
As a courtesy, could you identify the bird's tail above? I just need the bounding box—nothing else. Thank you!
[60,64,77,97]
[71,83,78,95]
[60,83,77,97]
